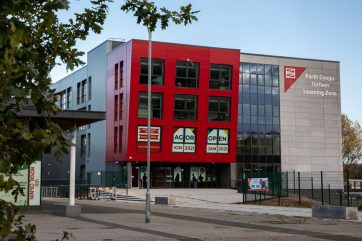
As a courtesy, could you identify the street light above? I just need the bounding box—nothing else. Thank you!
[145,29,152,223]
[120,0,198,225]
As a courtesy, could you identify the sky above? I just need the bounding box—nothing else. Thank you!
[50,0,362,124]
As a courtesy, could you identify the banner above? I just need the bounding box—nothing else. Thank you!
[206,129,229,154]
[172,127,196,153]
[248,178,269,191]
[137,126,161,152]
[29,161,41,206]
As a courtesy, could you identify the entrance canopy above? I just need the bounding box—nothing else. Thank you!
[16,104,105,130]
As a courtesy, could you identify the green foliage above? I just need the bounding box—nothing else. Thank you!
[0,0,112,239]
[121,0,199,32]
[342,114,362,165]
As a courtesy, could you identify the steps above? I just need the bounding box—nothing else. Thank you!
[112,194,146,202]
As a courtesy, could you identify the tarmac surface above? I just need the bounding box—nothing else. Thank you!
[24,189,362,241]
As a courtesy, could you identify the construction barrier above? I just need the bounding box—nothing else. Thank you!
[88,187,116,200]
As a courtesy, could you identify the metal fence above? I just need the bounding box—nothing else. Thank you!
[236,171,362,208]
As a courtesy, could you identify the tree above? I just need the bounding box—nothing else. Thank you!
[342,114,362,168]
[0,0,111,239]
[121,0,198,223]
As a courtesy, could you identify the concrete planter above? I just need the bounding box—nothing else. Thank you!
[155,197,176,205]
[312,205,358,220]
[53,204,81,217]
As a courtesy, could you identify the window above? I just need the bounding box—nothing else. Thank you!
[81,79,87,103]
[87,133,91,157]
[138,92,163,119]
[208,97,230,122]
[174,95,197,120]
[77,83,80,104]
[238,62,280,167]
[60,90,66,110]
[119,93,123,120]
[140,58,164,85]
[119,126,123,152]
[119,61,123,88]
[175,61,199,88]
[66,87,72,109]
[209,64,232,90]
[114,95,118,121]
[115,63,118,89]
[88,77,92,101]
[80,134,86,157]
[114,127,118,153]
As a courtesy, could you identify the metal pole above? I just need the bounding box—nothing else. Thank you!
[346,171,350,207]
[145,29,152,223]
[311,177,314,199]
[293,170,296,194]
[321,171,324,205]
[69,127,76,206]
[298,172,301,207]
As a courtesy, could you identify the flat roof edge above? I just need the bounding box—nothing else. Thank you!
[130,39,241,52]
[241,52,339,63]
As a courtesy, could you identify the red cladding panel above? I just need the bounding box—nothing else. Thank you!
[107,40,240,164]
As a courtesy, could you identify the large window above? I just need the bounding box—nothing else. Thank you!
[175,61,199,88]
[174,95,197,120]
[208,96,230,122]
[209,64,232,90]
[138,92,163,119]
[237,62,280,174]
[140,58,164,85]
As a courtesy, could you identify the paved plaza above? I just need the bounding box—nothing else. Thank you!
[23,189,362,241]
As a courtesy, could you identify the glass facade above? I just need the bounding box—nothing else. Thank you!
[237,62,281,174]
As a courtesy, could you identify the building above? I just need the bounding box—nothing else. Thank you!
[48,39,343,189]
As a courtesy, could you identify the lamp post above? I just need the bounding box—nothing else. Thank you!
[145,29,152,223]
[121,0,198,224]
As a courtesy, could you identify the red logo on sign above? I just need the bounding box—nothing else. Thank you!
[284,66,306,92]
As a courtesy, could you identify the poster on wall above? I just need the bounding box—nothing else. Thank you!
[248,178,269,192]
[198,167,206,182]
[189,167,206,182]
[140,167,148,188]
[190,167,199,182]
[172,127,196,153]
[206,129,229,154]
[173,166,182,183]
[137,126,161,152]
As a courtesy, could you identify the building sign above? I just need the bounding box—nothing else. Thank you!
[136,126,161,152]
[172,127,196,153]
[284,66,337,96]
[28,161,41,206]
[248,178,269,192]
[206,128,229,154]
[284,66,306,92]
[0,161,41,206]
